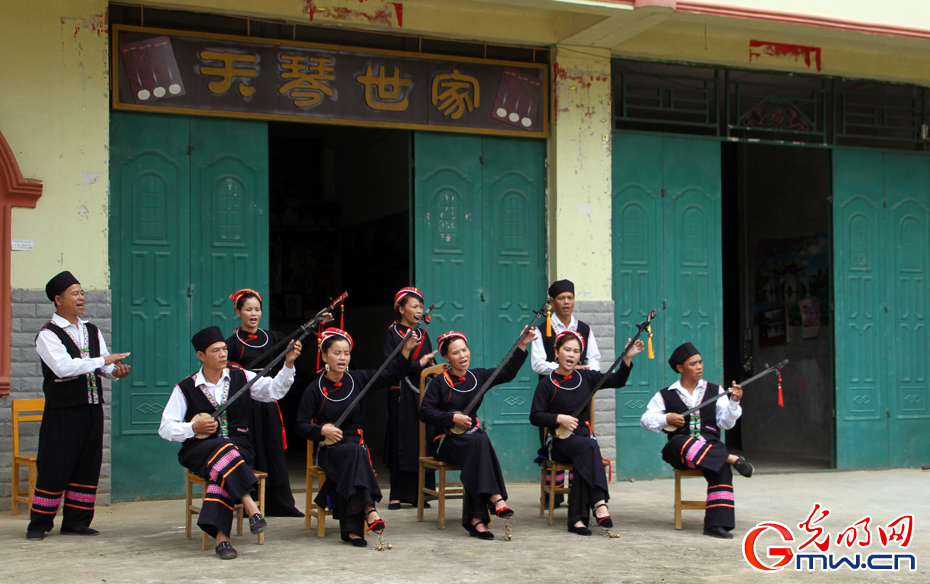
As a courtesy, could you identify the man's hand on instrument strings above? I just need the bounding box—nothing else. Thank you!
[284,340,303,368]
[665,413,686,428]
[193,416,218,435]
[452,413,473,431]
[556,414,578,433]
[321,423,343,443]
[622,338,645,366]
[518,326,538,350]
[728,381,744,402]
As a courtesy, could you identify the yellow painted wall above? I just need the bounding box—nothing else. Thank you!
[548,46,613,302]
[2,0,110,290]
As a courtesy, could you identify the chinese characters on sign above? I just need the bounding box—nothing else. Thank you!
[115,26,546,137]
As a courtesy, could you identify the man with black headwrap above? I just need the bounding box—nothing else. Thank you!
[27,271,131,540]
[640,341,753,539]
[531,279,601,377]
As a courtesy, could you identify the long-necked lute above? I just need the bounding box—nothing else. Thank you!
[192,292,349,439]
[554,310,657,439]
[661,359,788,434]
[436,302,549,451]
[321,303,435,446]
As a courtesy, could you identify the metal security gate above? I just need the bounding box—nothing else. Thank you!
[612,132,723,479]
[109,112,269,499]
[833,148,930,469]
[414,132,546,481]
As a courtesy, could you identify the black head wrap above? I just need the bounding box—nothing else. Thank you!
[668,342,699,373]
[45,271,79,302]
[192,326,226,353]
[547,279,574,299]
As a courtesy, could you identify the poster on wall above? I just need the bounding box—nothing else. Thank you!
[754,233,829,343]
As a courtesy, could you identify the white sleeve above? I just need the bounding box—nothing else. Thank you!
[245,363,296,402]
[584,329,601,372]
[35,329,106,379]
[640,391,669,433]
[716,388,742,431]
[158,386,194,442]
[530,334,557,375]
[95,327,117,379]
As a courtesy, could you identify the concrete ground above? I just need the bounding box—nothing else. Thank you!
[1,469,926,584]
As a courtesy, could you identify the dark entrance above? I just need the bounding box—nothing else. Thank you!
[266,122,412,480]
[721,143,834,471]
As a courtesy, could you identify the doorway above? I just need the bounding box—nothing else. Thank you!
[721,142,834,471]
[266,122,412,482]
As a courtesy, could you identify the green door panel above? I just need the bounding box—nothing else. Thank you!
[885,153,930,467]
[833,149,888,469]
[110,113,268,500]
[479,136,546,480]
[612,133,722,479]
[663,137,722,384]
[191,117,269,333]
[611,133,668,479]
[414,132,546,482]
[109,112,193,498]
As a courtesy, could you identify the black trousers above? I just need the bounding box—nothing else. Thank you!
[662,434,735,530]
[28,404,103,533]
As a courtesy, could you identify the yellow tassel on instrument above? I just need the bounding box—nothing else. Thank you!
[647,325,655,359]
[546,305,552,337]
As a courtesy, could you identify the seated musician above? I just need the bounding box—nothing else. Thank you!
[158,326,301,559]
[639,342,753,539]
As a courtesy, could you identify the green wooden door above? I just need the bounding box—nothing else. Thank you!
[612,133,722,479]
[833,149,930,468]
[414,132,546,481]
[110,112,268,499]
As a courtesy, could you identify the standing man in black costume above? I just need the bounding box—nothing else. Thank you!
[159,326,302,559]
[640,342,754,539]
[531,279,601,377]
[27,271,131,540]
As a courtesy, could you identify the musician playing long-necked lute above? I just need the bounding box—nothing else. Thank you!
[158,325,303,560]
[530,331,645,536]
[639,341,753,540]
[294,327,420,548]
[419,326,537,540]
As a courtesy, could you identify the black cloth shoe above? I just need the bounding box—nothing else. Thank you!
[594,503,613,528]
[466,523,495,540]
[733,456,754,478]
[568,524,592,536]
[249,513,268,534]
[26,530,45,540]
[703,526,734,539]
[61,526,99,536]
[347,536,368,547]
[215,541,238,559]
[387,502,402,510]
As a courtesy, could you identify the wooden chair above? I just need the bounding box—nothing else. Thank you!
[538,399,610,525]
[674,468,707,529]
[417,363,465,529]
[11,398,44,515]
[185,469,267,549]
[304,439,331,537]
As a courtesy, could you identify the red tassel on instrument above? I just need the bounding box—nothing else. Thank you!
[340,303,345,329]
[777,369,784,407]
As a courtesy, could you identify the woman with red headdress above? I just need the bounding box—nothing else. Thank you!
[530,330,644,536]
[225,288,303,518]
[383,287,437,509]
[295,327,420,547]
[419,327,536,539]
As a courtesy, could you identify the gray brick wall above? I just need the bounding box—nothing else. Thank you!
[1,289,112,513]
[573,300,617,478]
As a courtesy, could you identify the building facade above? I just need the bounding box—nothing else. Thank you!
[3,0,930,505]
